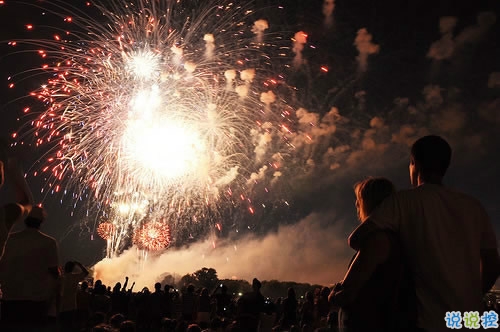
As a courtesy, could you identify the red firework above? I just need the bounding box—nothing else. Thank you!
[97,222,115,240]
[133,222,171,251]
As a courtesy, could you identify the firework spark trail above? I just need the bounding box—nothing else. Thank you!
[12,0,296,254]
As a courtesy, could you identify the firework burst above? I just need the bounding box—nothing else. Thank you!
[97,222,115,240]
[133,221,171,252]
[11,0,296,253]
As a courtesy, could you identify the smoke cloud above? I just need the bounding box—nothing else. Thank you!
[94,212,354,288]
[428,12,496,61]
[252,20,269,44]
[292,31,308,68]
[354,28,379,73]
[204,34,215,59]
[427,16,457,60]
[322,0,335,28]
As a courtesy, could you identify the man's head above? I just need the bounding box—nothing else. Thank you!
[64,261,76,273]
[25,206,46,229]
[252,278,261,291]
[410,135,452,186]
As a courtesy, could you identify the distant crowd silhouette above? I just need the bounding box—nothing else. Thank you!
[0,135,499,332]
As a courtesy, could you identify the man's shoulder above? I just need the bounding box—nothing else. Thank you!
[5,228,30,241]
[37,230,58,243]
[397,185,480,201]
[422,184,484,205]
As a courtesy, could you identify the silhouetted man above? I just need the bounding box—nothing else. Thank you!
[0,206,60,331]
[60,261,89,330]
[237,278,265,332]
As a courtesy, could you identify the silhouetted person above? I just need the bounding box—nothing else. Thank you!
[111,281,123,315]
[76,281,92,331]
[281,287,298,329]
[300,291,315,330]
[136,287,152,330]
[181,284,197,323]
[59,260,89,331]
[316,286,331,327]
[0,206,59,331]
[331,177,405,332]
[91,284,111,318]
[196,287,211,325]
[150,282,164,330]
[349,135,500,331]
[162,284,174,318]
[212,283,232,318]
[237,278,265,332]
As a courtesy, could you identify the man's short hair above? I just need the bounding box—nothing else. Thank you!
[25,206,46,229]
[411,135,452,177]
[25,216,43,229]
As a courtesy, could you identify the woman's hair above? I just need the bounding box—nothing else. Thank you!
[354,177,396,222]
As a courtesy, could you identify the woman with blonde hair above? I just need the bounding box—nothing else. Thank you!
[331,177,414,332]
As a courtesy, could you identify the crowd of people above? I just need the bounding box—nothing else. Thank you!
[0,135,499,332]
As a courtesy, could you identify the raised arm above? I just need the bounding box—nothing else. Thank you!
[3,157,34,231]
[122,276,129,292]
[75,261,90,278]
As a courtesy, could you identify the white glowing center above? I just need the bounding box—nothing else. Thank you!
[123,120,206,180]
[127,51,160,79]
[120,55,209,184]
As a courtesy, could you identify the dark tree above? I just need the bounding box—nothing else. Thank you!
[193,267,219,290]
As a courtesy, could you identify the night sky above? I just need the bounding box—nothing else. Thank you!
[0,0,499,286]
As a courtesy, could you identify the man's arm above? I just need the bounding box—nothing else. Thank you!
[481,248,500,294]
[333,231,391,306]
[3,158,34,230]
[348,194,400,251]
[348,220,380,251]
[75,261,89,279]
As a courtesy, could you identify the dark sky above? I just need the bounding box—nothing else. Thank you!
[0,0,499,285]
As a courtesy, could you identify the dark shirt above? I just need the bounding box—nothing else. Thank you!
[238,290,265,316]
